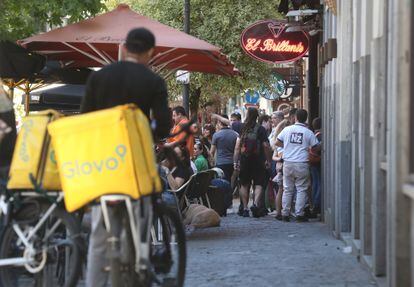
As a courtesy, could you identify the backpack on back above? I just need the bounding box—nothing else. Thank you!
[240,124,261,157]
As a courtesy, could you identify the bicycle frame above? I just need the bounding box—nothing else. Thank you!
[0,192,63,269]
[100,195,154,273]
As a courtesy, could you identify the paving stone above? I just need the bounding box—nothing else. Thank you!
[185,211,376,287]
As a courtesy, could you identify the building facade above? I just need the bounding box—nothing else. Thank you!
[320,0,413,285]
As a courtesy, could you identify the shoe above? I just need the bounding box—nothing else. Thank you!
[243,209,250,217]
[304,206,312,218]
[250,205,259,218]
[296,215,309,222]
[282,215,290,222]
[258,207,268,217]
[275,214,283,221]
[237,204,244,216]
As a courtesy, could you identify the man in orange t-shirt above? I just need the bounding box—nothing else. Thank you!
[166,106,195,157]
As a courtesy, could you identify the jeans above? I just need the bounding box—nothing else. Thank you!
[86,206,109,287]
[310,165,321,209]
[282,162,310,217]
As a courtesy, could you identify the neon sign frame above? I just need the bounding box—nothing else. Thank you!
[240,20,309,64]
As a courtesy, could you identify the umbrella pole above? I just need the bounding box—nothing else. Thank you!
[9,86,14,101]
[24,81,30,116]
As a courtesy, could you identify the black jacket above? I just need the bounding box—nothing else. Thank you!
[81,61,171,139]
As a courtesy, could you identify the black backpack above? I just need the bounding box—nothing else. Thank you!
[240,124,261,157]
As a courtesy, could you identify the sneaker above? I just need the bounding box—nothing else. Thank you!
[282,215,290,222]
[275,214,283,221]
[296,215,309,222]
[243,209,250,217]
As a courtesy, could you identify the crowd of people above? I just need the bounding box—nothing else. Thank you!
[161,102,322,222]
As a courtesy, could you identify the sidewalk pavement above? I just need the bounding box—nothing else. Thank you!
[185,205,377,287]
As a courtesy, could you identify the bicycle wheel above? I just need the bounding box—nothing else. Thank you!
[151,201,186,287]
[108,204,131,287]
[0,199,83,287]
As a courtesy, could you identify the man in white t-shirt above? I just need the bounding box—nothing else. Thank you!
[276,109,320,222]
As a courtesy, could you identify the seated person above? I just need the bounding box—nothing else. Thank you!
[192,143,209,172]
[162,146,193,190]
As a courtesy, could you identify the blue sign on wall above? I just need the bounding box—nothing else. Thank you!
[245,90,260,104]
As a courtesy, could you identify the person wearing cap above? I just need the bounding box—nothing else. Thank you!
[81,27,171,287]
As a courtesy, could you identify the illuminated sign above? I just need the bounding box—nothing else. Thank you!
[241,20,309,64]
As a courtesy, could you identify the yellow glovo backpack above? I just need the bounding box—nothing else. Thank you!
[7,110,62,191]
[48,104,162,212]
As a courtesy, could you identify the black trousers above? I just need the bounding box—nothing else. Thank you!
[216,164,233,183]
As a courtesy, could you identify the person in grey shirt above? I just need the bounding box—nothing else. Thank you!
[210,114,238,182]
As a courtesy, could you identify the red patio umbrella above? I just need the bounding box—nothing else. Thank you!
[18,4,238,76]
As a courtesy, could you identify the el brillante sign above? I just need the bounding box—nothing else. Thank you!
[241,20,309,64]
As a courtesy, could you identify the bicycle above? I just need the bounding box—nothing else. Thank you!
[99,193,186,287]
[48,105,194,287]
[99,122,196,287]
[0,177,84,287]
[0,109,84,287]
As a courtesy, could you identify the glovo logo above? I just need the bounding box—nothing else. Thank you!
[18,119,34,162]
[61,145,127,179]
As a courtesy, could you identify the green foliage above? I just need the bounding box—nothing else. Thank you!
[106,0,282,105]
[0,0,105,41]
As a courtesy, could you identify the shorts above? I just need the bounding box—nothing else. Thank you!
[239,156,266,186]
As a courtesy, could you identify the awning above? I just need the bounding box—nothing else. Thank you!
[19,4,238,76]
[30,84,84,112]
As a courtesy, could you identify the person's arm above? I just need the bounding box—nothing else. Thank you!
[163,140,181,149]
[233,137,241,170]
[258,126,272,166]
[152,76,172,139]
[309,132,321,152]
[275,127,286,148]
[210,144,217,160]
[311,144,322,152]
[167,173,185,190]
[263,142,272,166]
[275,139,284,147]
[211,113,230,126]
[210,133,218,164]
[272,150,282,162]
[268,130,276,151]
[80,72,98,113]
